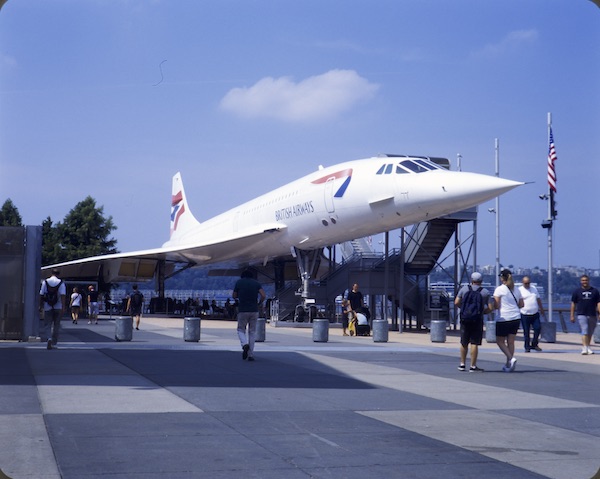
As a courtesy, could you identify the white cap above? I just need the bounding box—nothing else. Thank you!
[471,272,483,282]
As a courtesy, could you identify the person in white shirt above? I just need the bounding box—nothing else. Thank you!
[70,287,83,324]
[493,269,524,372]
[518,276,546,353]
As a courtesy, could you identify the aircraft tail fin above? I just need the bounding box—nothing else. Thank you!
[170,172,201,240]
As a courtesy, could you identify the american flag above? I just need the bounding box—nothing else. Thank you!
[547,127,557,193]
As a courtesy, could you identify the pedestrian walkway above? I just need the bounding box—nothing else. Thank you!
[0,317,599,479]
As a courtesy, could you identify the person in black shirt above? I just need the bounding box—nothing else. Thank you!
[570,275,600,355]
[347,283,364,313]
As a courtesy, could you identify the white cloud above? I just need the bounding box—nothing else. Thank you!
[219,69,379,122]
[471,29,539,58]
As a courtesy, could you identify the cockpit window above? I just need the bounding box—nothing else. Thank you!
[379,158,443,175]
[400,161,429,173]
[376,164,396,175]
[414,159,442,170]
[398,159,442,173]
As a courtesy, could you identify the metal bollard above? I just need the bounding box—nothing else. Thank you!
[430,319,447,343]
[183,317,201,342]
[312,319,329,342]
[115,316,133,342]
[540,321,556,343]
[485,320,496,343]
[255,318,266,342]
[372,319,389,342]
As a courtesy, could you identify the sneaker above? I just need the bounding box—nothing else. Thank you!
[469,366,484,373]
[509,357,517,372]
[524,348,531,353]
[47,339,52,350]
[502,365,510,372]
[247,357,255,362]
[533,346,542,352]
[582,348,589,355]
[242,344,249,360]
[457,364,466,371]
[587,347,594,355]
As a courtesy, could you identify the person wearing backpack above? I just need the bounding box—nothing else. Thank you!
[126,284,144,330]
[39,269,67,350]
[454,272,492,372]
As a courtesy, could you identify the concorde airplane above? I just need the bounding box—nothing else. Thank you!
[43,154,522,292]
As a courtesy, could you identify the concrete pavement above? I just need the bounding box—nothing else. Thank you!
[0,316,599,479]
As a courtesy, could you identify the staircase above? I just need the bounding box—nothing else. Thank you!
[403,218,457,275]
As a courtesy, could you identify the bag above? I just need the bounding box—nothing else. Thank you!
[130,291,143,309]
[460,285,484,321]
[44,280,62,307]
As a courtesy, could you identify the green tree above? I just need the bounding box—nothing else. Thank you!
[41,216,62,265]
[42,197,118,266]
[60,196,118,259]
[0,199,23,226]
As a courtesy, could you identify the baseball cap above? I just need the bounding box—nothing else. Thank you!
[499,269,512,278]
[471,272,482,282]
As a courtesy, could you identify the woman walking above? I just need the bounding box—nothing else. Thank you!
[70,287,82,324]
[493,269,524,372]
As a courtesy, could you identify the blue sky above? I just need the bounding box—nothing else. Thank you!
[1,0,599,271]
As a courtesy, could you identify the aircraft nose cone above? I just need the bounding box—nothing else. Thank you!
[451,172,523,198]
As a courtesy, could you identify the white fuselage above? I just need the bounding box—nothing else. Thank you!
[162,156,521,266]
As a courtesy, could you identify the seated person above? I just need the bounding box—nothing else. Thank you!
[355,312,371,336]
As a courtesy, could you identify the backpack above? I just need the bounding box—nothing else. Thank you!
[130,291,143,309]
[460,285,484,321]
[44,280,63,307]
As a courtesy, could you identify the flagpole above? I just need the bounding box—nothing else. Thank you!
[547,112,554,325]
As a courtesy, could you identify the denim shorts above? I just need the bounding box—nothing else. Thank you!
[577,315,598,336]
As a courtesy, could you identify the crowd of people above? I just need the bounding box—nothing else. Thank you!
[40,267,599,364]
[455,270,599,373]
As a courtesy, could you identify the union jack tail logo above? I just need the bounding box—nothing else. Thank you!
[170,191,185,234]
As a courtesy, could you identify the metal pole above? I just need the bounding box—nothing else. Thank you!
[399,228,405,331]
[495,138,500,288]
[384,231,389,321]
[547,112,554,325]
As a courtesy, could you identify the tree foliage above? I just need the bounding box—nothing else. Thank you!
[42,196,118,266]
[41,216,62,265]
[0,199,23,226]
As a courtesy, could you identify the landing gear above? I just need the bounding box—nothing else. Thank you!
[292,247,321,322]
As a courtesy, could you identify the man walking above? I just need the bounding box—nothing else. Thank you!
[126,284,144,330]
[39,269,66,350]
[233,269,266,361]
[454,272,492,372]
[519,276,546,352]
[570,275,600,355]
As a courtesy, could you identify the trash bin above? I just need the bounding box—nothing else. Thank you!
[183,317,201,342]
[115,316,133,342]
[485,320,496,343]
[430,319,446,343]
[540,321,556,343]
[372,319,389,342]
[312,318,329,342]
[256,318,266,342]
